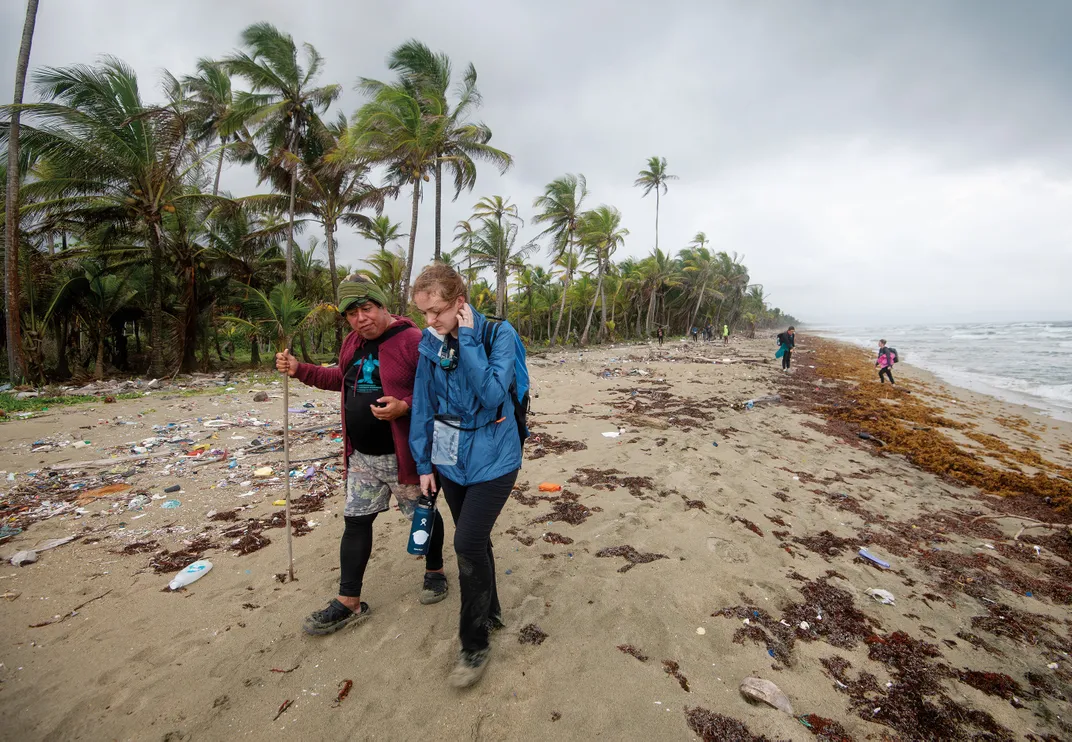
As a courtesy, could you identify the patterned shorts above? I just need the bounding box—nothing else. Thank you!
[345,450,421,518]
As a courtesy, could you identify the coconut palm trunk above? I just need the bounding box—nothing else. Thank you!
[399,180,421,312]
[147,224,166,377]
[550,238,572,345]
[434,159,443,261]
[581,259,604,345]
[324,221,342,349]
[4,0,39,382]
[212,136,226,197]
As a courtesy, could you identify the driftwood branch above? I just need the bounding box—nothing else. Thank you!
[969,514,1071,541]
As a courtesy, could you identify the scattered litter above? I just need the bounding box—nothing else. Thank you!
[160,500,182,509]
[272,500,287,507]
[71,440,91,449]
[128,495,151,509]
[168,560,212,590]
[164,485,181,493]
[799,621,810,630]
[696,627,706,635]
[34,536,76,552]
[254,467,273,478]
[10,550,37,566]
[865,588,896,605]
[1048,662,1059,670]
[538,483,562,493]
[858,548,891,569]
[739,677,794,715]
[335,679,353,706]
[273,699,294,721]
[602,431,621,438]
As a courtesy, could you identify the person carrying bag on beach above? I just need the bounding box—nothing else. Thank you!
[276,273,448,636]
[876,339,898,384]
[776,326,796,371]
[410,263,527,688]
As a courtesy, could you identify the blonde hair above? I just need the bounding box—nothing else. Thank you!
[412,262,467,303]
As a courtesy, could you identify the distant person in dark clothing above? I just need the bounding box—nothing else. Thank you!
[656,327,665,345]
[776,326,796,371]
[876,339,898,384]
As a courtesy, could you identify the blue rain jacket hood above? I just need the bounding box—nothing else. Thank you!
[409,307,522,486]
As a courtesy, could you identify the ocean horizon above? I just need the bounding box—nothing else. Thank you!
[805,321,1072,422]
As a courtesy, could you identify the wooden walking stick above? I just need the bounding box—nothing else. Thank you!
[282,344,295,581]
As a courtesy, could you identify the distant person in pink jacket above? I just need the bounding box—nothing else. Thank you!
[876,339,898,384]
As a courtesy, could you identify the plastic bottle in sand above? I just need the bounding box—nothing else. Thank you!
[168,560,213,590]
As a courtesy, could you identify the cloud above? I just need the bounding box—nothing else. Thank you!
[3,0,1070,323]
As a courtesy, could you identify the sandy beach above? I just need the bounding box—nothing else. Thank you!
[1,335,1070,741]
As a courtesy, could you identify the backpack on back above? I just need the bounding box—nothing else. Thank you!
[483,319,531,449]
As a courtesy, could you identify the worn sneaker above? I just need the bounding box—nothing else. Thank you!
[419,572,448,605]
[302,599,370,636]
[448,648,490,688]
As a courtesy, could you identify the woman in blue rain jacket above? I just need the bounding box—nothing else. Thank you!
[409,263,522,689]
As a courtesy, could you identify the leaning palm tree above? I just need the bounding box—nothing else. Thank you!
[178,59,241,197]
[385,41,512,260]
[357,214,406,253]
[350,82,438,304]
[577,205,628,345]
[223,22,341,284]
[452,218,479,287]
[533,174,587,345]
[248,113,390,344]
[633,156,677,253]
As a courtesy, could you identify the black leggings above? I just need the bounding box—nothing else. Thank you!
[338,508,445,598]
[439,470,518,653]
[879,367,894,384]
[782,349,792,369]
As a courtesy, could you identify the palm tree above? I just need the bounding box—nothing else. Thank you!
[533,174,587,345]
[358,214,406,253]
[633,156,677,253]
[452,218,479,287]
[45,258,138,379]
[472,195,522,233]
[14,60,203,377]
[385,41,512,260]
[578,206,628,344]
[249,114,389,348]
[467,219,533,317]
[638,247,678,335]
[360,248,408,313]
[351,82,438,305]
[680,245,722,331]
[4,0,40,381]
[178,59,240,197]
[224,23,341,284]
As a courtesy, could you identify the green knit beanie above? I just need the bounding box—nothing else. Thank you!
[337,275,391,314]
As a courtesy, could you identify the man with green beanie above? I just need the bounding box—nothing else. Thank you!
[276,273,448,635]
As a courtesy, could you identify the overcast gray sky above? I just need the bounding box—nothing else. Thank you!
[3,0,1071,325]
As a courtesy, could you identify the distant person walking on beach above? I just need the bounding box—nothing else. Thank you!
[691,326,699,343]
[876,339,898,384]
[410,263,525,688]
[722,324,730,345]
[656,326,665,345]
[776,326,796,371]
[276,274,447,637]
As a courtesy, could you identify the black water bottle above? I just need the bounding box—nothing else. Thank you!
[407,496,435,555]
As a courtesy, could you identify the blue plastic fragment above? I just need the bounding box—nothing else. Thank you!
[858,548,890,569]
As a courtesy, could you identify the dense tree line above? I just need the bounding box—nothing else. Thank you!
[1,21,795,382]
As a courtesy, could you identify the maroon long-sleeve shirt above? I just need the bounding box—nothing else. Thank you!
[294,316,422,485]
